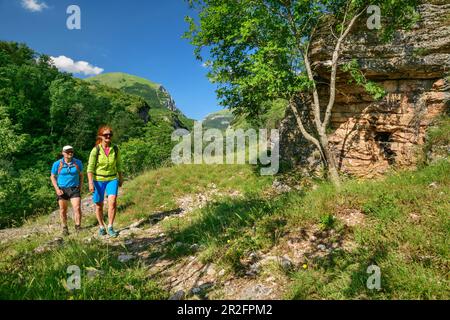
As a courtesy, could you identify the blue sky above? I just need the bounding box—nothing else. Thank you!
[0,0,221,120]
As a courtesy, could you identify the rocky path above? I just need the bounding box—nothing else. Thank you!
[0,196,97,245]
[0,181,363,300]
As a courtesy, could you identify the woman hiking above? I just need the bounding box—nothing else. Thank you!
[87,126,124,238]
[50,145,84,236]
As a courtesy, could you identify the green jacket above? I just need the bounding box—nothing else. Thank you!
[87,145,123,181]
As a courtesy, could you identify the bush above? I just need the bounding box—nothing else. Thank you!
[0,168,55,228]
[121,137,172,177]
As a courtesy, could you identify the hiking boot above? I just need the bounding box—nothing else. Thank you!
[98,227,107,236]
[75,225,82,233]
[107,226,119,238]
[62,226,69,237]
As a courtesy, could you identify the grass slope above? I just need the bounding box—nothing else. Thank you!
[1,158,448,299]
[86,72,194,129]
[86,73,162,107]
[1,118,448,299]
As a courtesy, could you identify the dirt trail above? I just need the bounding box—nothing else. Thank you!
[0,196,96,245]
[0,183,362,300]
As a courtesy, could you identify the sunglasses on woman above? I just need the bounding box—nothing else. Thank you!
[103,133,113,138]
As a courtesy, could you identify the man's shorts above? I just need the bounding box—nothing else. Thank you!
[93,179,119,204]
[57,187,81,201]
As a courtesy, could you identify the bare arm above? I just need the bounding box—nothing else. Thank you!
[50,174,63,196]
[87,172,94,193]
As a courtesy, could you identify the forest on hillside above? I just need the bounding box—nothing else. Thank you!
[0,42,181,228]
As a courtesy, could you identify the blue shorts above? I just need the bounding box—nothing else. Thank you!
[93,179,119,204]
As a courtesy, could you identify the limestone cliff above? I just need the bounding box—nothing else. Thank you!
[280,3,450,178]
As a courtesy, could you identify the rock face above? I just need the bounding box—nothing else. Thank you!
[280,3,449,177]
[159,86,179,112]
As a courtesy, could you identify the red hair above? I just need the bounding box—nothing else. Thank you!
[95,125,113,146]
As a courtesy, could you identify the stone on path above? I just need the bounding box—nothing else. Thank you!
[118,254,135,263]
[168,290,185,300]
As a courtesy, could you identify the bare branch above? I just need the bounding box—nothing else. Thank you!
[301,49,323,131]
[284,7,324,132]
[321,7,367,131]
[289,98,325,162]
[340,0,352,37]
[330,24,339,40]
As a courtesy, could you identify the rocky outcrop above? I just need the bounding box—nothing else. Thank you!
[159,85,179,112]
[280,3,450,177]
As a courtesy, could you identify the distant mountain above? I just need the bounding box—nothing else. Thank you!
[202,99,287,131]
[86,72,194,129]
[202,109,234,130]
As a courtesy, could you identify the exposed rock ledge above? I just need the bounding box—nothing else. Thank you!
[280,3,449,178]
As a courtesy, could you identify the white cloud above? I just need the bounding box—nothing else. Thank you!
[50,56,104,76]
[21,0,48,12]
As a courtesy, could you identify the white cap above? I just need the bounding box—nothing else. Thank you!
[62,145,74,152]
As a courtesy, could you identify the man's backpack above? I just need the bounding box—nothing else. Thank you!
[94,145,119,170]
[57,159,81,175]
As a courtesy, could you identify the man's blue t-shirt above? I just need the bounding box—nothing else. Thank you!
[51,158,83,188]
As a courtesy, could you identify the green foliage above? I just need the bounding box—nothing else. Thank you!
[0,106,28,159]
[0,168,55,228]
[232,98,288,130]
[0,41,184,227]
[185,0,418,123]
[0,152,448,299]
[86,72,162,108]
[121,136,172,177]
[0,240,169,299]
[86,72,193,130]
[203,98,287,132]
[319,213,336,230]
[342,59,386,100]
[423,116,450,155]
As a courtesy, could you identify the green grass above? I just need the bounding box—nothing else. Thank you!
[120,158,449,298]
[1,153,448,299]
[423,116,450,158]
[0,238,168,300]
[116,154,449,299]
[285,159,450,299]
[86,72,161,105]
[117,163,274,226]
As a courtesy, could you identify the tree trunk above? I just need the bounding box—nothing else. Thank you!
[319,134,341,188]
[290,97,342,188]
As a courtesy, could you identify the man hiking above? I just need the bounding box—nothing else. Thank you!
[87,125,123,238]
[50,145,84,236]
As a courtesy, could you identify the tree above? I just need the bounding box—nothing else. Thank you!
[185,0,419,186]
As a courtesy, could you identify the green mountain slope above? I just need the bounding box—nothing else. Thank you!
[202,109,234,130]
[202,99,288,131]
[86,72,194,129]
